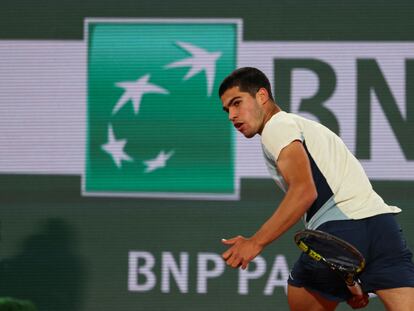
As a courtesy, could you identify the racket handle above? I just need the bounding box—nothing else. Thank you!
[346,280,363,296]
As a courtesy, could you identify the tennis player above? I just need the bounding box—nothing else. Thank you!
[219,67,414,311]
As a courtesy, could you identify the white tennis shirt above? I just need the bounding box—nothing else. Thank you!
[261,111,400,229]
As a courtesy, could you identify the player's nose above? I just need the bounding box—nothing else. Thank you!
[228,108,237,121]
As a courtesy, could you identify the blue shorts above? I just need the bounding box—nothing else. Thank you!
[288,213,414,301]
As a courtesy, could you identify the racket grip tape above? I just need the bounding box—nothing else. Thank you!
[346,281,364,296]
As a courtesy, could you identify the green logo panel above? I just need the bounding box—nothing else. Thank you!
[85,20,238,198]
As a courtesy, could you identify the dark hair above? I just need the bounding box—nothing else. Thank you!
[218,67,274,100]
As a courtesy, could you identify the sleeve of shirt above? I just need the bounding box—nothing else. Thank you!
[261,115,303,161]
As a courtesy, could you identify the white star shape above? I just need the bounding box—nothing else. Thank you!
[165,41,222,97]
[143,150,174,173]
[101,125,133,168]
[112,74,169,115]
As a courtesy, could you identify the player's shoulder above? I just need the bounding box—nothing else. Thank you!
[262,111,300,136]
[261,112,304,152]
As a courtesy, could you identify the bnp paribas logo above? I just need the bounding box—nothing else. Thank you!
[83,19,241,199]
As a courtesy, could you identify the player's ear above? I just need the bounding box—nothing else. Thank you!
[256,87,269,105]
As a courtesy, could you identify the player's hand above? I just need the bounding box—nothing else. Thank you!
[346,293,369,309]
[221,236,263,269]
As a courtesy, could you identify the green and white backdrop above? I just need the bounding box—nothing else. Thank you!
[1,1,414,310]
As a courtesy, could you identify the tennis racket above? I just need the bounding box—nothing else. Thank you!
[294,229,365,297]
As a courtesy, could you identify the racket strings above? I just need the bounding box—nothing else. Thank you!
[297,232,364,273]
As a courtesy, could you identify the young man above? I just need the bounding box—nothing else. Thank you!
[219,67,414,311]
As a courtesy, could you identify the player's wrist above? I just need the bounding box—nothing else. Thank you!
[250,235,267,248]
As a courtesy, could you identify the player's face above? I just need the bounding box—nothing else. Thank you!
[221,86,266,138]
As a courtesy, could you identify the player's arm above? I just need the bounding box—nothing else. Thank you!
[222,140,317,269]
[251,140,317,247]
